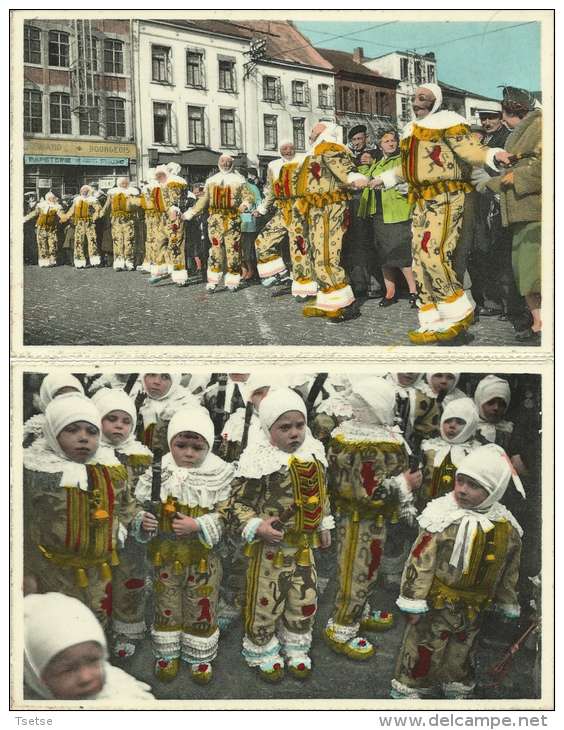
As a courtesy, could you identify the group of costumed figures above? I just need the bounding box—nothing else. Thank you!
[23,81,541,343]
[22,370,538,701]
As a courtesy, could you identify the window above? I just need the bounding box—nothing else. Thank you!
[79,94,100,136]
[152,45,171,83]
[106,97,126,137]
[263,76,280,102]
[400,57,408,81]
[263,114,278,150]
[358,88,369,114]
[374,91,386,116]
[318,83,331,108]
[24,25,41,64]
[401,96,410,122]
[48,30,69,67]
[24,89,42,133]
[292,80,307,105]
[153,102,173,143]
[50,92,71,134]
[78,35,98,72]
[188,105,206,146]
[292,118,305,151]
[104,39,123,74]
[427,64,435,83]
[339,86,351,111]
[220,109,236,147]
[218,59,236,92]
[414,60,422,86]
[186,50,205,88]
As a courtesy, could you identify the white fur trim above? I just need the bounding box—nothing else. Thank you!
[292,278,318,297]
[436,291,474,323]
[113,257,125,270]
[225,272,241,289]
[315,284,355,312]
[171,269,188,285]
[326,618,359,642]
[113,618,146,640]
[89,255,101,266]
[320,515,335,531]
[278,625,312,659]
[181,628,219,663]
[242,635,282,666]
[38,257,52,267]
[495,602,521,619]
[418,306,441,328]
[74,258,87,269]
[257,257,287,278]
[396,595,429,613]
[150,628,181,658]
[442,680,475,699]
[150,263,169,277]
[207,268,223,285]
[125,259,135,271]
[390,678,431,699]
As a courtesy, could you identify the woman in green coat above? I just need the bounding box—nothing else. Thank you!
[361,130,418,308]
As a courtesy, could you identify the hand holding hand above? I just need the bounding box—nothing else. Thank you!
[171,514,199,537]
[471,167,491,194]
[351,177,369,190]
[256,517,284,545]
[494,150,513,167]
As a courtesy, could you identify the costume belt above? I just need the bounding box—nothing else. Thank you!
[37,543,119,588]
[244,529,320,567]
[111,210,133,220]
[408,180,473,208]
[428,576,493,620]
[37,222,58,231]
[209,207,239,232]
[295,189,351,219]
[148,534,211,574]
[333,496,400,526]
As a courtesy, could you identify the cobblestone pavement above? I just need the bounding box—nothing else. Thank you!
[22,265,537,348]
[113,545,539,703]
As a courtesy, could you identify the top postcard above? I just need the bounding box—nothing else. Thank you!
[11,9,554,353]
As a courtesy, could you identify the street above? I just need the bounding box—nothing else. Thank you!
[114,545,539,703]
[23,266,532,348]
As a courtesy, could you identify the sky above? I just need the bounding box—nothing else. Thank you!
[294,20,542,99]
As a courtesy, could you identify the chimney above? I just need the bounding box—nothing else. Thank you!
[352,47,364,64]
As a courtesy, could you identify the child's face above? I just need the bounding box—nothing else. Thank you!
[144,374,172,399]
[101,410,133,445]
[57,421,100,463]
[481,397,507,424]
[398,373,419,387]
[250,386,269,411]
[42,641,105,700]
[442,417,466,441]
[453,474,489,509]
[170,431,209,468]
[430,374,456,394]
[269,410,306,453]
[359,151,374,165]
[54,386,80,398]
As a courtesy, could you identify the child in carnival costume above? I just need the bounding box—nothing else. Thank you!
[325,377,423,658]
[59,185,103,269]
[23,373,85,447]
[136,373,201,454]
[229,388,334,682]
[23,395,139,631]
[386,373,442,445]
[418,373,465,412]
[391,444,524,699]
[133,408,235,684]
[474,375,514,451]
[92,388,153,659]
[417,398,482,511]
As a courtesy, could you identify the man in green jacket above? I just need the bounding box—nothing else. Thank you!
[473,87,542,343]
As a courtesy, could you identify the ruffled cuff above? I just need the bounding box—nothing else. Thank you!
[131,510,153,544]
[396,595,429,613]
[196,513,222,548]
[242,516,263,544]
[494,602,521,619]
[390,473,413,504]
[319,515,335,531]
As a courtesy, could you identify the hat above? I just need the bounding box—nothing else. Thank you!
[474,375,511,413]
[92,388,137,442]
[440,397,479,444]
[167,407,215,450]
[348,124,367,140]
[456,443,525,510]
[39,373,85,411]
[477,108,502,118]
[259,388,306,432]
[501,86,536,113]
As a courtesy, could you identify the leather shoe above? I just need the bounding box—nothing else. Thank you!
[378,296,397,308]
[515,328,541,343]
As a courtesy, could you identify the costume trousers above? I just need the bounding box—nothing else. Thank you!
[167,227,187,284]
[244,542,317,647]
[36,227,58,265]
[255,206,316,295]
[112,537,148,641]
[151,553,221,664]
[207,212,242,287]
[332,513,387,628]
[73,219,99,267]
[29,555,112,630]
[394,606,480,692]
[111,218,135,268]
[308,201,355,311]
